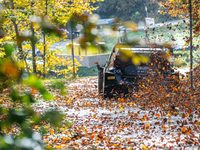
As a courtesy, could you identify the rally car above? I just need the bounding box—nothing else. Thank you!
[96,43,179,98]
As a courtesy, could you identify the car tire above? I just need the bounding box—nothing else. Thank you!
[98,67,104,94]
[103,87,112,98]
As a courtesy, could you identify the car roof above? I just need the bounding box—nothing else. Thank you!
[114,43,167,54]
[120,47,165,53]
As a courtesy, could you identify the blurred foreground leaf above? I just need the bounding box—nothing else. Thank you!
[41,109,64,127]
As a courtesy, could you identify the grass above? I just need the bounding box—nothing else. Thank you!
[77,65,99,77]
[172,49,200,67]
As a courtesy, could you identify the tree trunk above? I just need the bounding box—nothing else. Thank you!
[43,0,48,78]
[10,0,23,60]
[31,23,37,74]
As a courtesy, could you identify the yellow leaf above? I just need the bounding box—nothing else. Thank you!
[55,145,61,149]
[113,144,119,146]
[132,55,141,66]
[50,130,54,134]
[118,46,133,61]
[167,113,171,117]
[141,145,147,149]
[120,107,123,111]
[140,55,149,63]
[186,113,189,118]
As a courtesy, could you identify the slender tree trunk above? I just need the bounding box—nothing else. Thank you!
[43,0,48,78]
[31,23,37,74]
[12,21,23,60]
[11,11,23,60]
[43,31,46,78]
[11,0,30,73]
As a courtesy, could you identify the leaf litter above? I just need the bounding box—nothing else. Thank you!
[1,68,200,149]
[30,67,200,149]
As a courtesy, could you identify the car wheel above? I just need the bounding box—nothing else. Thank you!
[98,67,104,94]
[103,87,112,98]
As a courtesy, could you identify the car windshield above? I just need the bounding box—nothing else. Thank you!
[113,50,169,68]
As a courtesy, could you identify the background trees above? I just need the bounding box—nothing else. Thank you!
[159,0,200,37]
[0,1,103,149]
[1,0,101,77]
[92,0,176,23]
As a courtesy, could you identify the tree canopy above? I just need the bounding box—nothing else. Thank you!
[159,0,200,37]
[92,0,175,23]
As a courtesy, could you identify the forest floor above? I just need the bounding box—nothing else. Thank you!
[31,69,200,149]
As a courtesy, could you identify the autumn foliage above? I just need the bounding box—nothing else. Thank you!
[160,0,200,36]
[0,0,200,149]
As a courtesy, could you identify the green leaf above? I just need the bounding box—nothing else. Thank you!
[41,109,64,127]
[23,75,52,100]
[8,108,27,125]
[4,44,13,57]
[11,89,21,102]
[50,81,67,95]
[23,75,39,86]
[39,126,48,135]
[22,92,35,105]
[42,92,53,100]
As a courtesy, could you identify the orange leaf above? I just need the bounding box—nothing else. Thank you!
[134,113,138,118]
[145,122,150,127]
[162,125,167,130]
[182,127,187,133]
[155,114,160,119]
[185,101,189,107]
[195,121,200,125]
[30,87,37,96]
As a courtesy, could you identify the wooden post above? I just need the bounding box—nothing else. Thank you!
[189,0,193,91]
